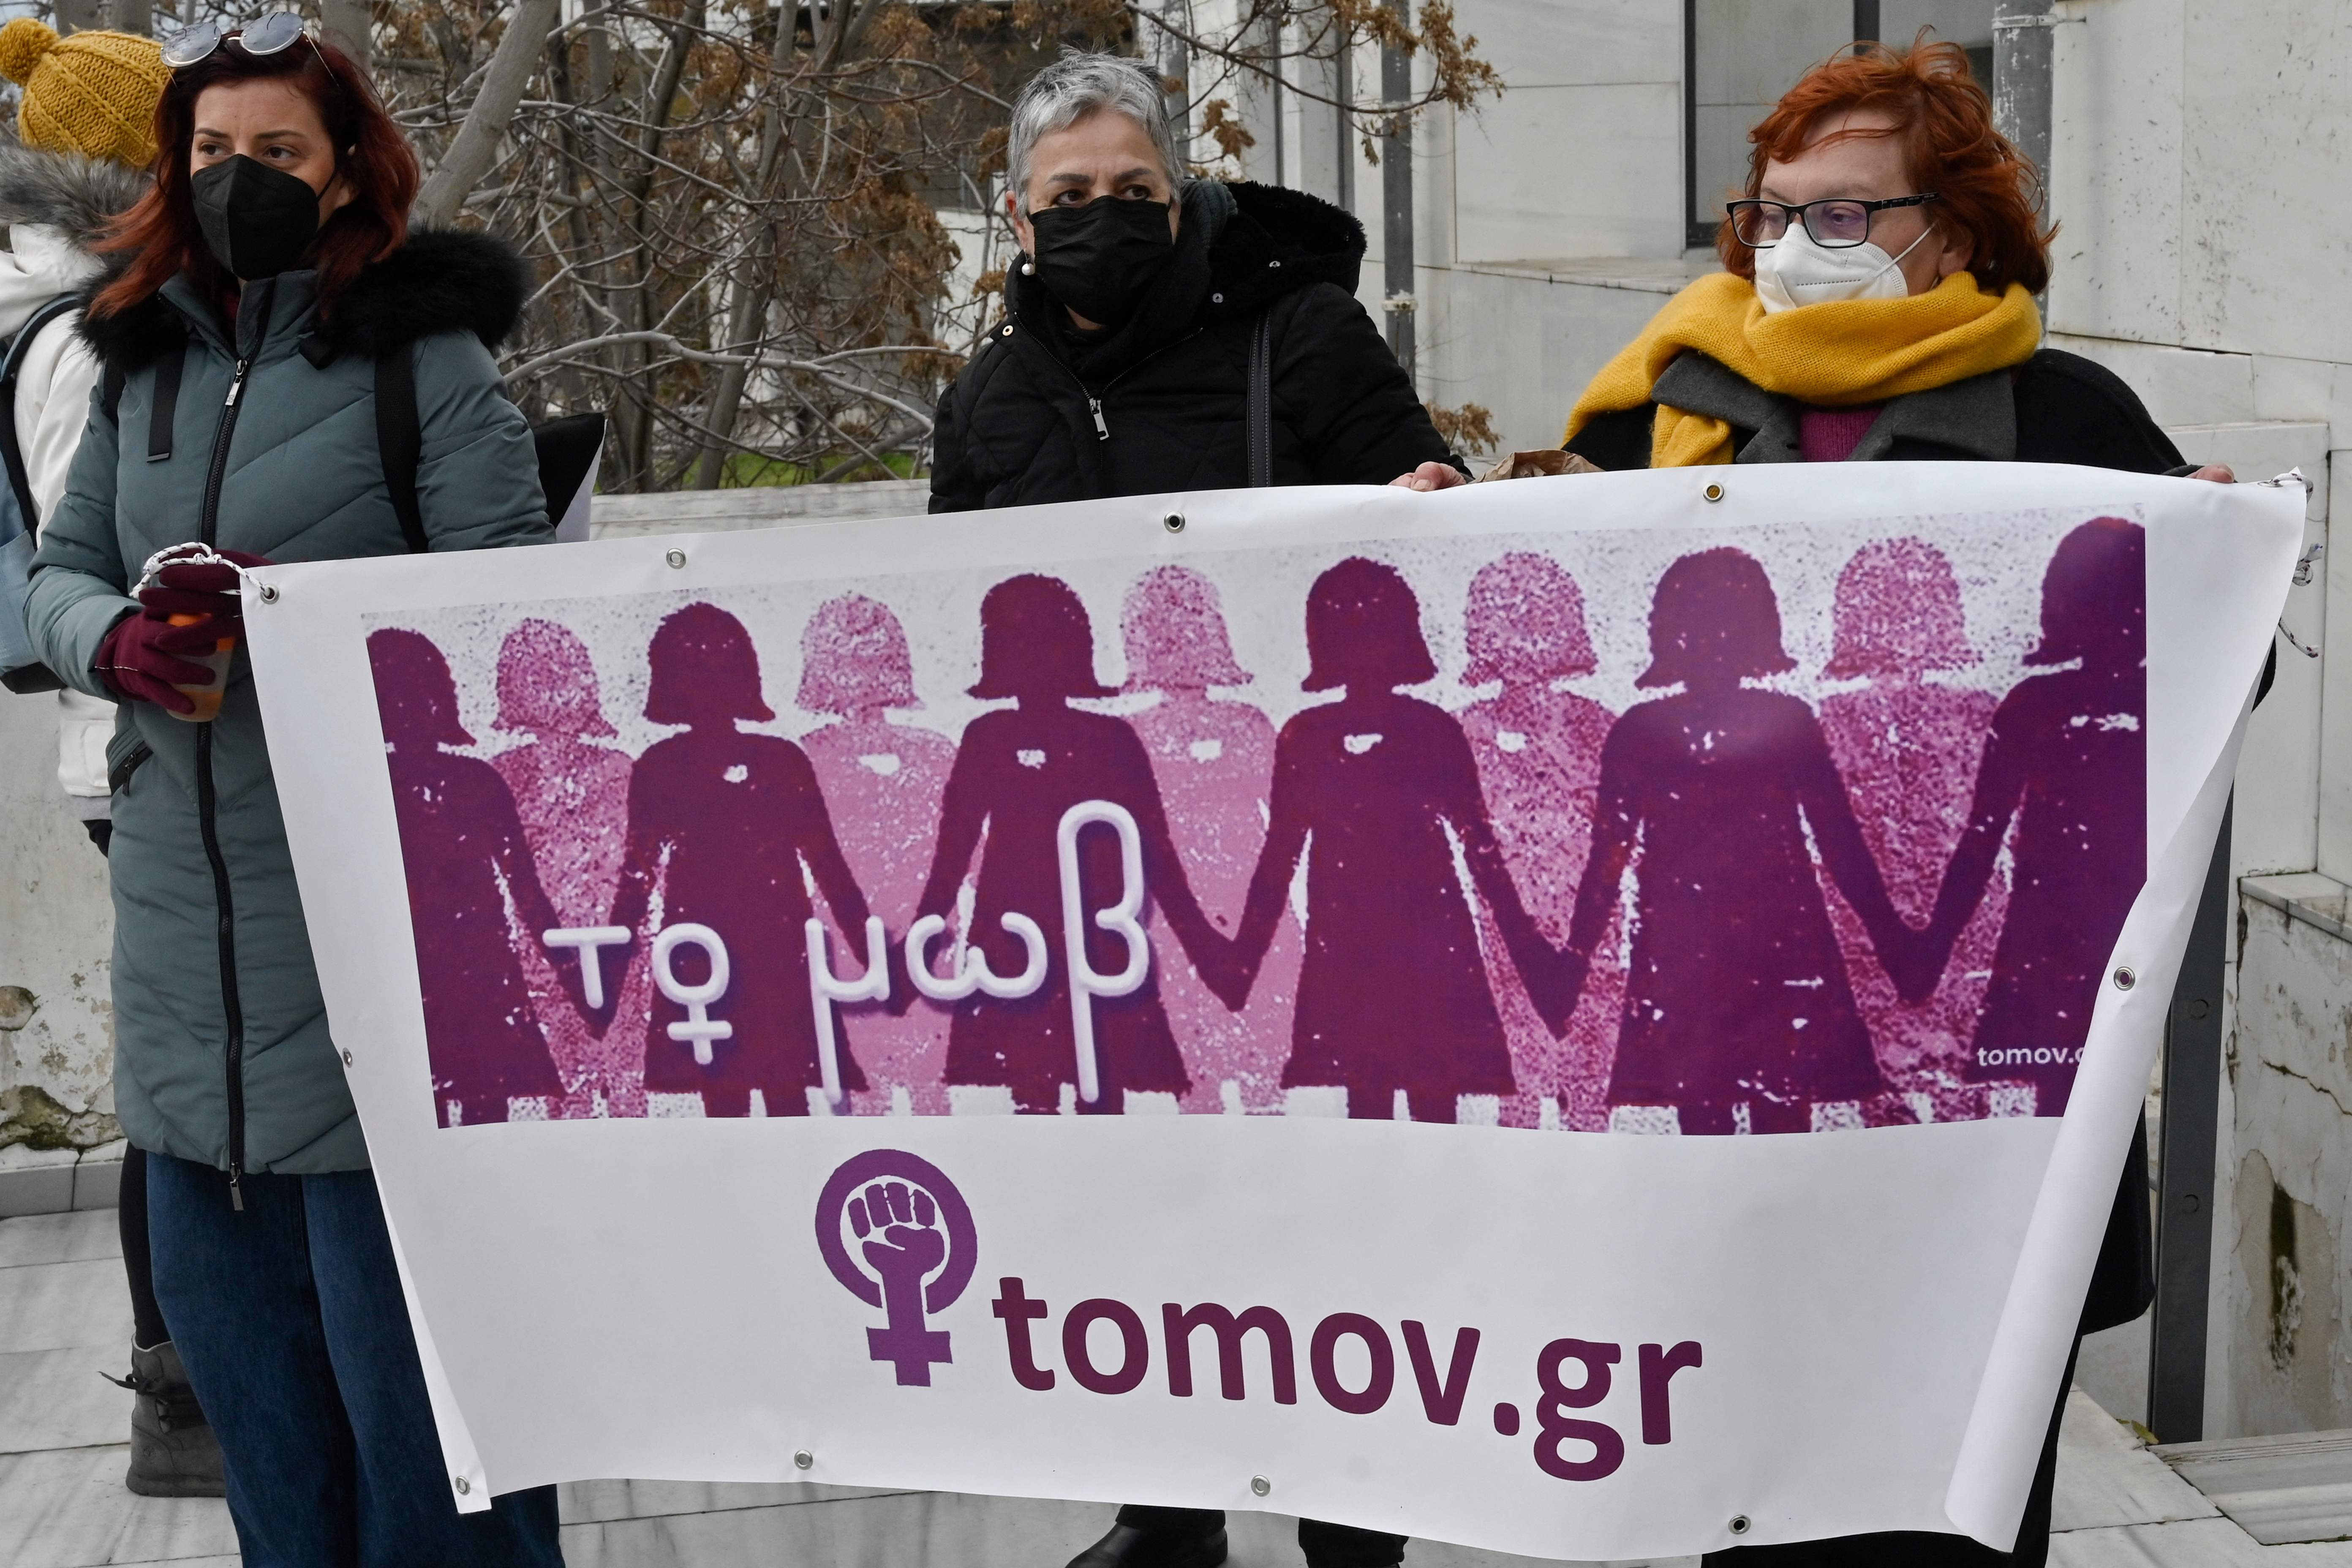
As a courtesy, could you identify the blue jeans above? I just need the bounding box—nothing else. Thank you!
[146,1152,564,1568]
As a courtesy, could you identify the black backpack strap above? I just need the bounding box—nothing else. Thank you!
[145,339,183,463]
[0,293,82,523]
[1246,307,1274,487]
[375,343,426,553]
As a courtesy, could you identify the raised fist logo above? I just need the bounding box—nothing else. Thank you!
[816,1151,977,1386]
[851,1180,949,1302]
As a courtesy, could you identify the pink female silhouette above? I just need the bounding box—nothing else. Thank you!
[605,602,879,1117]
[796,594,956,1116]
[1120,565,1298,1113]
[490,618,642,1118]
[1456,553,1619,1130]
[1563,549,1909,1135]
[912,574,1228,1114]
[1816,541,2004,1120]
[1225,557,1564,1122]
[368,627,567,1127]
[1912,518,2147,1116]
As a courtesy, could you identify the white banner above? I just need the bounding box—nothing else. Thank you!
[246,463,2297,1560]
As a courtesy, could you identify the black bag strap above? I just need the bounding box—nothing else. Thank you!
[0,292,83,523]
[1245,307,1274,488]
[374,343,427,553]
[145,340,183,463]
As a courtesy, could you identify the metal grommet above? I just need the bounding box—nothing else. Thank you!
[793,1449,814,1470]
[1729,1515,1751,1536]
[256,582,280,602]
[1268,259,1282,268]
[1211,291,1225,303]
[665,549,687,569]
[1002,324,1013,336]
[454,1475,472,1495]
[1163,511,1185,534]
[1702,482,1726,503]
[341,1050,354,1066]
[2113,966,2137,991]
[1250,1474,1271,1497]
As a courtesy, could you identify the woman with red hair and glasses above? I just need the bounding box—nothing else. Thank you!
[22,15,562,1565]
[1499,36,2212,1568]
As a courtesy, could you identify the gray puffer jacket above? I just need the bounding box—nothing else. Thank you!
[27,231,549,1185]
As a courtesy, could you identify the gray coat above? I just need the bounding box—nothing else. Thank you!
[27,231,548,1181]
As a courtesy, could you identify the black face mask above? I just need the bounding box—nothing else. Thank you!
[1027,195,1175,327]
[191,155,322,281]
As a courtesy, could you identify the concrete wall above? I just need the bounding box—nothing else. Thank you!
[2044,0,2352,1440]
[0,691,118,1154]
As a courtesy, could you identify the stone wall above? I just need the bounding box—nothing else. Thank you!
[2227,881,2352,1435]
[0,689,118,1153]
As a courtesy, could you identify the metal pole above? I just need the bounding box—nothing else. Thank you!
[1378,0,1413,379]
[1853,0,1880,46]
[1158,0,1193,156]
[1334,30,1355,214]
[1992,0,2055,185]
[2148,800,2230,1442]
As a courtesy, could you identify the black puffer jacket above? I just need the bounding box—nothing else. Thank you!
[929,181,1455,511]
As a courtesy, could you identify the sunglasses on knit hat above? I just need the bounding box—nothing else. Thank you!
[161,10,321,70]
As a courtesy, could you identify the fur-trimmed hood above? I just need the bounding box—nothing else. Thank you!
[0,139,146,253]
[78,226,531,373]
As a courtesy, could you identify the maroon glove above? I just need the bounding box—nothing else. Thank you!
[93,609,221,713]
[136,549,269,631]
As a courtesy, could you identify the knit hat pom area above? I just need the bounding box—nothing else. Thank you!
[0,19,169,167]
[0,18,59,86]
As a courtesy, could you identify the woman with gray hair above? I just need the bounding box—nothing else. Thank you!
[928,50,1457,510]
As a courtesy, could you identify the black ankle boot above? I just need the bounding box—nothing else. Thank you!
[1066,1514,1229,1568]
[107,1342,226,1497]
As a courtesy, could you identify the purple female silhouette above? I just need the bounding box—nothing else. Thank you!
[1120,565,1298,1113]
[369,627,567,1127]
[1225,557,1563,1122]
[796,594,956,1115]
[1912,518,2147,1116]
[1456,553,1619,1130]
[490,618,641,1118]
[912,574,1227,1114]
[1817,540,2004,1119]
[1563,549,1910,1135]
[605,602,878,1117]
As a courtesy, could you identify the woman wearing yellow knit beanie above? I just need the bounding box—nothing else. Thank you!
[0,18,170,167]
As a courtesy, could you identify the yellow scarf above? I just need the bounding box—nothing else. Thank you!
[1564,271,2043,467]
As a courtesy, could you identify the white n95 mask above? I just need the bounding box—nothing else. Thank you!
[1752,224,1931,313]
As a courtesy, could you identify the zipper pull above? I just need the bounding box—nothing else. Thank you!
[224,357,252,408]
[228,1165,244,1212]
[1088,396,1108,440]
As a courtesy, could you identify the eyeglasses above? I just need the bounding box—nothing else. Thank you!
[161,11,320,70]
[1726,194,1940,249]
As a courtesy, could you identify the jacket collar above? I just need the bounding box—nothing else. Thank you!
[1655,349,2017,463]
[78,228,531,375]
[161,270,316,361]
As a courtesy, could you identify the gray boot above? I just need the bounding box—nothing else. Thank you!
[107,1342,226,1497]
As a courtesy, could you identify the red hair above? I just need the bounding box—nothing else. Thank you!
[1720,35,2051,296]
[92,34,418,321]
